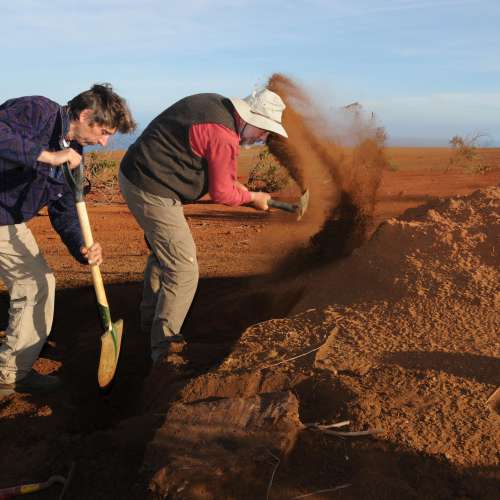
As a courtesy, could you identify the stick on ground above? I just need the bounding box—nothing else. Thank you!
[292,483,352,499]
[266,450,281,500]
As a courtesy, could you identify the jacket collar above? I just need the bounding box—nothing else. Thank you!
[58,105,71,149]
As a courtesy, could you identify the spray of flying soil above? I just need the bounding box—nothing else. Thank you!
[267,74,387,264]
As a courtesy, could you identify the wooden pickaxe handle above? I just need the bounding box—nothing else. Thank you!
[267,189,309,221]
[268,198,297,213]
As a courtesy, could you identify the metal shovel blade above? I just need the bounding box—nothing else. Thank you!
[97,319,123,389]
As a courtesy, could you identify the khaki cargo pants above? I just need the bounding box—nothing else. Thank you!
[0,224,55,384]
[119,172,199,363]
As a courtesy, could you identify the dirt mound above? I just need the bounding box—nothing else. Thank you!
[143,186,499,498]
[296,184,499,308]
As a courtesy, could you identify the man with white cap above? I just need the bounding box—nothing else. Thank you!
[119,88,288,365]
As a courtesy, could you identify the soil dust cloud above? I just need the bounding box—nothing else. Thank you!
[267,73,387,264]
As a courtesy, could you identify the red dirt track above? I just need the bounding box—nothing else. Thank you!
[0,150,499,499]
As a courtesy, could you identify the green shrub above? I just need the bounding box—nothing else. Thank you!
[85,152,117,178]
[83,152,120,204]
[448,134,491,174]
[246,150,290,192]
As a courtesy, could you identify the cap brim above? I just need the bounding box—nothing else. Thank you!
[229,97,288,138]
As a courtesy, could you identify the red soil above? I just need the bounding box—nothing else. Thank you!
[0,151,498,499]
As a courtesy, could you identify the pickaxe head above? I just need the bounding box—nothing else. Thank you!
[296,189,309,221]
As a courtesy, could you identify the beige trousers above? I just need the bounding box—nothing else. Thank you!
[0,224,55,383]
[119,172,199,363]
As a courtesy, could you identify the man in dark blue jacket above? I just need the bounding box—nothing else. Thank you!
[0,83,136,398]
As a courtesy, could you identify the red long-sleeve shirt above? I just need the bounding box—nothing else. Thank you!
[189,122,252,206]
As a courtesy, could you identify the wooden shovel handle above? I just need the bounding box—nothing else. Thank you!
[75,201,109,310]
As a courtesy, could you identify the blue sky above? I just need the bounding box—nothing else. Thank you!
[2,0,499,145]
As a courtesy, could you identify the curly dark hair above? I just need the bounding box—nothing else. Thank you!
[68,83,136,133]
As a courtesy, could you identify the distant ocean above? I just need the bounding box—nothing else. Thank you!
[87,131,498,152]
[86,129,142,152]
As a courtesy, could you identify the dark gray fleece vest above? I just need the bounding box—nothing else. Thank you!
[120,93,237,202]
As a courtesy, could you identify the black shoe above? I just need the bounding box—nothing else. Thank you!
[0,370,62,397]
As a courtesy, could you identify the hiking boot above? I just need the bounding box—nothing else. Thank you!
[166,336,187,354]
[152,336,187,367]
[0,370,62,397]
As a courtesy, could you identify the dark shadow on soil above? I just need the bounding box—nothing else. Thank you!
[48,272,302,425]
[384,351,500,386]
[377,194,438,203]
[183,275,304,361]
[186,210,272,222]
[138,273,305,411]
[0,270,304,499]
[274,433,500,500]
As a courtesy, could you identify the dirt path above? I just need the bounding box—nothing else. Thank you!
[0,156,498,499]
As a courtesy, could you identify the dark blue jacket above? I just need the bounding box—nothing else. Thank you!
[0,96,85,263]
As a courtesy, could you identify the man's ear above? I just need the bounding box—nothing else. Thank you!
[79,109,93,123]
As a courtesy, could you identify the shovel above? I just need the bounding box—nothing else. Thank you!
[267,189,309,221]
[62,162,123,390]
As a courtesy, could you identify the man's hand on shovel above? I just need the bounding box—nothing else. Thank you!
[81,242,103,266]
[38,148,82,168]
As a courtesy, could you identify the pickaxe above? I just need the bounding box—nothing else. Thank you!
[268,189,309,221]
